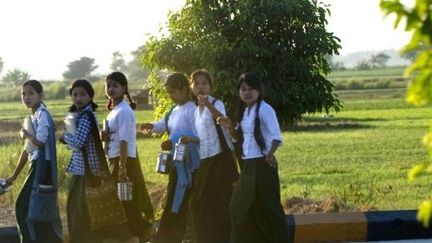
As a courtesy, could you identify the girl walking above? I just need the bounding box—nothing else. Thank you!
[188,69,238,243]
[218,72,289,243]
[60,79,136,243]
[141,72,199,243]
[102,71,154,242]
[5,80,62,243]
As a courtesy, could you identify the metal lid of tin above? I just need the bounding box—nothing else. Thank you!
[0,179,9,196]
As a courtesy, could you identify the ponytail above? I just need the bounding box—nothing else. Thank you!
[237,99,266,156]
[253,99,266,153]
[106,98,113,111]
[125,90,136,110]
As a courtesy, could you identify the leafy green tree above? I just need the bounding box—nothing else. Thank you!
[370,52,390,68]
[110,51,128,73]
[381,0,432,226]
[63,56,98,81]
[128,46,150,84]
[141,0,342,126]
[355,60,372,70]
[1,68,30,86]
[325,55,346,71]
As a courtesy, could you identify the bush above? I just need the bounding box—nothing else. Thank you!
[45,82,68,100]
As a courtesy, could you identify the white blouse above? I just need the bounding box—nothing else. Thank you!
[195,96,234,159]
[153,101,197,138]
[106,100,137,158]
[240,100,283,160]
[28,104,51,161]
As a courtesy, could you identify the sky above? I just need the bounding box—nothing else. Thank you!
[0,0,412,80]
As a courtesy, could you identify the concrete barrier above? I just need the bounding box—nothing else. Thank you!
[0,227,19,243]
[1,210,432,242]
[287,210,432,242]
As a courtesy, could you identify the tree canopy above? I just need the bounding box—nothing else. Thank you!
[110,51,128,73]
[63,56,98,81]
[1,68,30,86]
[128,46,150,84]
[370,52,391,68]
[141,0,342,126]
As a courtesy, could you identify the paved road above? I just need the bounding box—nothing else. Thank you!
[349,240,432,243]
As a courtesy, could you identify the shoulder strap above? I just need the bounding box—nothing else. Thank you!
[82,110,110,176]
[253,100,266,154]
[164,105,176,135]
[33,109,58,190]
[211,99,230,151]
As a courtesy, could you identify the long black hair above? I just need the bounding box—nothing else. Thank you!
[236,72,266,155]
[68,79,98,112]
[105,71,136,110]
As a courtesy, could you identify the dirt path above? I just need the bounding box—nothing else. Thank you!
[1,192,353,229]
[0,203,15,227]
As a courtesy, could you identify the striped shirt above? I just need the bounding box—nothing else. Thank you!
[64,104,101,175]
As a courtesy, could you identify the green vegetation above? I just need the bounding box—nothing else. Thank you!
[142,0,342,126]
[328,67,409,90]
[328,66,405,79]
[381,0,432,227]
[0,87,430,213]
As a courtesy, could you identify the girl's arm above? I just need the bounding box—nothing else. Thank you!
[181,103,200,144]
[197,95,224,119]
[216,116,239,141]
[5,150,28,186]
[63,113,92,149]
[116,110,135,181]
[261,103,283,166]
[21,111,50,148]
[266,139,281,166]
[21,129,44,147]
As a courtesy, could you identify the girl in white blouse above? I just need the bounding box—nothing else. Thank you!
[102,72,154,243]
[141,72,199,243]
[188,69,238,243]
[217,72,289,243]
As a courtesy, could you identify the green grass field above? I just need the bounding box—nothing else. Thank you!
[327,66,406,79]
[1,88,431,215]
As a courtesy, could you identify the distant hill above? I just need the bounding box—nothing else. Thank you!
[333,49,410,68]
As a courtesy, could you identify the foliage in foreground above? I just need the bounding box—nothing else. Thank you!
[381,0,432,227]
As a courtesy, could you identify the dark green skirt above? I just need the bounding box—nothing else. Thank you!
[189,150,238,243]
[66,175,131,243]
[152,167,191,243]
[16,161,63,243]
[229,157,289,243]
[109,156,154,241]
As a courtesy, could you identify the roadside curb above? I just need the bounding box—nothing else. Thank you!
[1,210,431,242]
[287,210,432,242]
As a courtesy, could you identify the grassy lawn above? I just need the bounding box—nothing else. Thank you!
[1,88,431,214]
[284,88,432,210]
[327,66,406,79]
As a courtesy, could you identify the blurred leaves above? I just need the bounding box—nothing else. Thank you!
[381,0,432,227]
